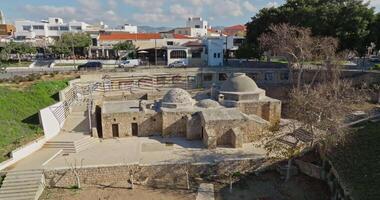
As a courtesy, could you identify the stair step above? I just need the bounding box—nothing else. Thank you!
[3,177,41,184]
[0,191,37,198]
[0,195,35,200]
[1,180,41,187]
[6,170,42,176]
[0,184,39,190]
[0,187,38,194]
[5,173,42,179]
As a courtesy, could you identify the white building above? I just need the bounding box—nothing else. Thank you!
[172,17,208,38]
[186,17,208,30]
[202,37,224,66]
[167,46,189,66]
[14,17,89,40]
[14,18,138,41]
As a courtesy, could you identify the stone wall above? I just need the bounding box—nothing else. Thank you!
[186,114,202,140]
[236,99,281,125]
[162,111,192,137]
[44,158,266,189]
[102,111,162,138]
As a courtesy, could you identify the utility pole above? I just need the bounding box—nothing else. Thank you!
[71,36,76,68]
[155,39,157,66]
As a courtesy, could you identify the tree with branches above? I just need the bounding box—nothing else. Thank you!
[260,24,371,181]
[259,23,338,90]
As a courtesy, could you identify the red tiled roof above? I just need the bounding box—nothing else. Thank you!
[224,25,246,31]
[182,41,203,47]
[173,34,193,39]
[99,33,161,41]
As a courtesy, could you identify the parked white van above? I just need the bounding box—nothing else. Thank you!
[118,59,141,68]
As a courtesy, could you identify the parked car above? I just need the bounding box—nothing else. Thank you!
[77,62,103,71]
[168,60,187,68]
[369,56,380,63]
[118,59,141,68]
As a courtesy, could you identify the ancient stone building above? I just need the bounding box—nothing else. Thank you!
[100,73,282,149]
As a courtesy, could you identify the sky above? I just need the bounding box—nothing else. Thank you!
[0,0,379,27]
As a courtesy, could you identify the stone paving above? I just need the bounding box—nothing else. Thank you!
[6,136,266,171]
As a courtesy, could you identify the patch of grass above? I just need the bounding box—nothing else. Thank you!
[328,121,380,199]
[0,61,33,67]
[68,185,80,190]
[0,80,69,162]
[371,64,380,70]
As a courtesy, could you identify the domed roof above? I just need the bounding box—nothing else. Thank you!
[196,99,221,108]
[162,88,193,104]
[220,73,259,93]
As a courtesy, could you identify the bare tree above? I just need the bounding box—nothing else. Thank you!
[259,24,371,182]
[259,23,338,90]
[65,158,84,189]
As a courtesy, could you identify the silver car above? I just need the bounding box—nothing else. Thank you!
[168,60,187,68]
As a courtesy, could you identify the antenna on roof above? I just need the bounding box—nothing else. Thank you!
[0,10,4,24]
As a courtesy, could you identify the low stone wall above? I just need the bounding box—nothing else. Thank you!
[44,158,265,189]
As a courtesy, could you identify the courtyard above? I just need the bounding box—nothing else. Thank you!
[8,135,266,171]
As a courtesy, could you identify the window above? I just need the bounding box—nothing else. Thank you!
[217,53,221,58]
[195,25,200,28]
[71,26,82,31]
[219,73,228,81]
[33,25,44,30]
[247,73,259,80]
[167,41,174,46]
[280,72,289,80]
[49,26,59,31]
[60,26,69,31]
[203,73,213,82]
[191,50,201,58]
[170,50,187,59]
[22,26,31,31]
[264,72,274,81]
[214,53,217,58]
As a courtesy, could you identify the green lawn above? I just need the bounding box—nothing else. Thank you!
[328,121,380,200]
[0,80,69,162]
[1,61,33,67]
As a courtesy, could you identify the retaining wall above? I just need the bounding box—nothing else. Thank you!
[44,158,265,189]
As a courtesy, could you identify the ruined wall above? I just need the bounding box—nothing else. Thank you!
[44,159,266,189]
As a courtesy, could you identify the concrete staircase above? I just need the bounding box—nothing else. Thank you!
[63,105,90,133]
[0,169,44,200]
[44,135,98,153]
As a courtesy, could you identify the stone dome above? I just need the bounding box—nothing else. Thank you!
[162,88,193,104]
[220,73,259,93]
[196,99,221,108]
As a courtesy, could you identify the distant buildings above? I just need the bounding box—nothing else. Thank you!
[14,17,89,41]
[0,24,15,36]
[13,17,138,42]
[2,14,247,67]
[172,17,209,38]
[0,10,15,37]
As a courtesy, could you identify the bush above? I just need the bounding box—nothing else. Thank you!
[269,121,280,132]
[373,64,380,70]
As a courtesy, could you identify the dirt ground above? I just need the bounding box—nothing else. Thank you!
[40,186,196,200]
[215,171,330,200]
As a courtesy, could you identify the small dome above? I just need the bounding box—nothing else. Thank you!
[220,73,258,93]
[162,88,193,104]
[196,99,221,108]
